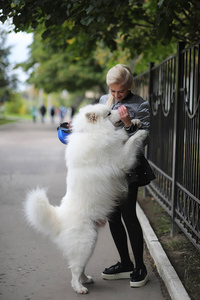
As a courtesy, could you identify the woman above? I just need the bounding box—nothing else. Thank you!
[99,64,155,288]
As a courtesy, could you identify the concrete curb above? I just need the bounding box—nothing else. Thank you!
[136,203,191,300]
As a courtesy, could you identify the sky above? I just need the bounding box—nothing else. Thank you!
[0,21,33,90]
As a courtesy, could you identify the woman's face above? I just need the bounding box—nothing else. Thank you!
[109,83,130,102]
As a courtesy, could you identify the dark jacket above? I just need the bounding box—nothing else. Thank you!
[99,92,155,186]
[99,92,150,136]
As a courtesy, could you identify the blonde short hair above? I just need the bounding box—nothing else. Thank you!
[106,64,134,107]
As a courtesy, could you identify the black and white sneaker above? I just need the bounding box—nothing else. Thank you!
[102,262,134,280]
[130,267,149,287]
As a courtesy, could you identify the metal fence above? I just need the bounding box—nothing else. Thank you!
[134,42,200,250]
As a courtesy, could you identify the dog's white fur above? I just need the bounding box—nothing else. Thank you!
[24,103,147,294]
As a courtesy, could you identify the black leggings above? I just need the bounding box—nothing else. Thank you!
[108,182,145,269]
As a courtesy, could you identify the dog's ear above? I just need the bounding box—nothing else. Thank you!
[85,112,98,123]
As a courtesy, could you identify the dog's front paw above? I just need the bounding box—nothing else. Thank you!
[131,119,141,128]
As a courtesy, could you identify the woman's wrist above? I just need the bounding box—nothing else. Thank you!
[124,122,132,128]
[124,123,137,133]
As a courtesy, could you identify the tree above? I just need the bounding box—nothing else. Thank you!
[18,31,108,93]
[0,29,18,103]
[1,0,199,95]
[1,0,199,58]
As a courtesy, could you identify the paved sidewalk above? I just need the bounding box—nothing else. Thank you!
[0,119,189,300]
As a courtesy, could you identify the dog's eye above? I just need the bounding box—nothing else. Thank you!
[107,112,111,116]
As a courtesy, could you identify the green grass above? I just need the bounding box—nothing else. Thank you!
[0,118,16,125]
[5,113,32,120]
[0,114,32,125]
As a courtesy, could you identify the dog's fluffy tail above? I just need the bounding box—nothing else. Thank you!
[24,188,60,239]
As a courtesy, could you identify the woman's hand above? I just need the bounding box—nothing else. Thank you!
[118,105,132,127]
[67,121,72,129]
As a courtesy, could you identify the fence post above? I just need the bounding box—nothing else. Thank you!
[144,62,154,198]
[171,42,185,237]
[148,62,154,103]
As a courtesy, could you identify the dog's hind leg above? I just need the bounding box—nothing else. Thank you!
[69,224,97,293]
[71,267,93,294]
[81,271,94,284]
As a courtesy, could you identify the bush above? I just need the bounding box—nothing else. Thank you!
[5,94,25,115]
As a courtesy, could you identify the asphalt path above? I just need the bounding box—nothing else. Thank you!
[0,117,170,300]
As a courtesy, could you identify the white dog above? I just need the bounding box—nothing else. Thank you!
[24,103,147,294]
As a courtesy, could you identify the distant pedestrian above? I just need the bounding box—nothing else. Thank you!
[71,106,75,118]
[59,105,67,122]
[40,105,46,123]
[50,106,55,123]
[31,105,37,123]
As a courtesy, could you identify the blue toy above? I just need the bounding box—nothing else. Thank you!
[57,122,72,145]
